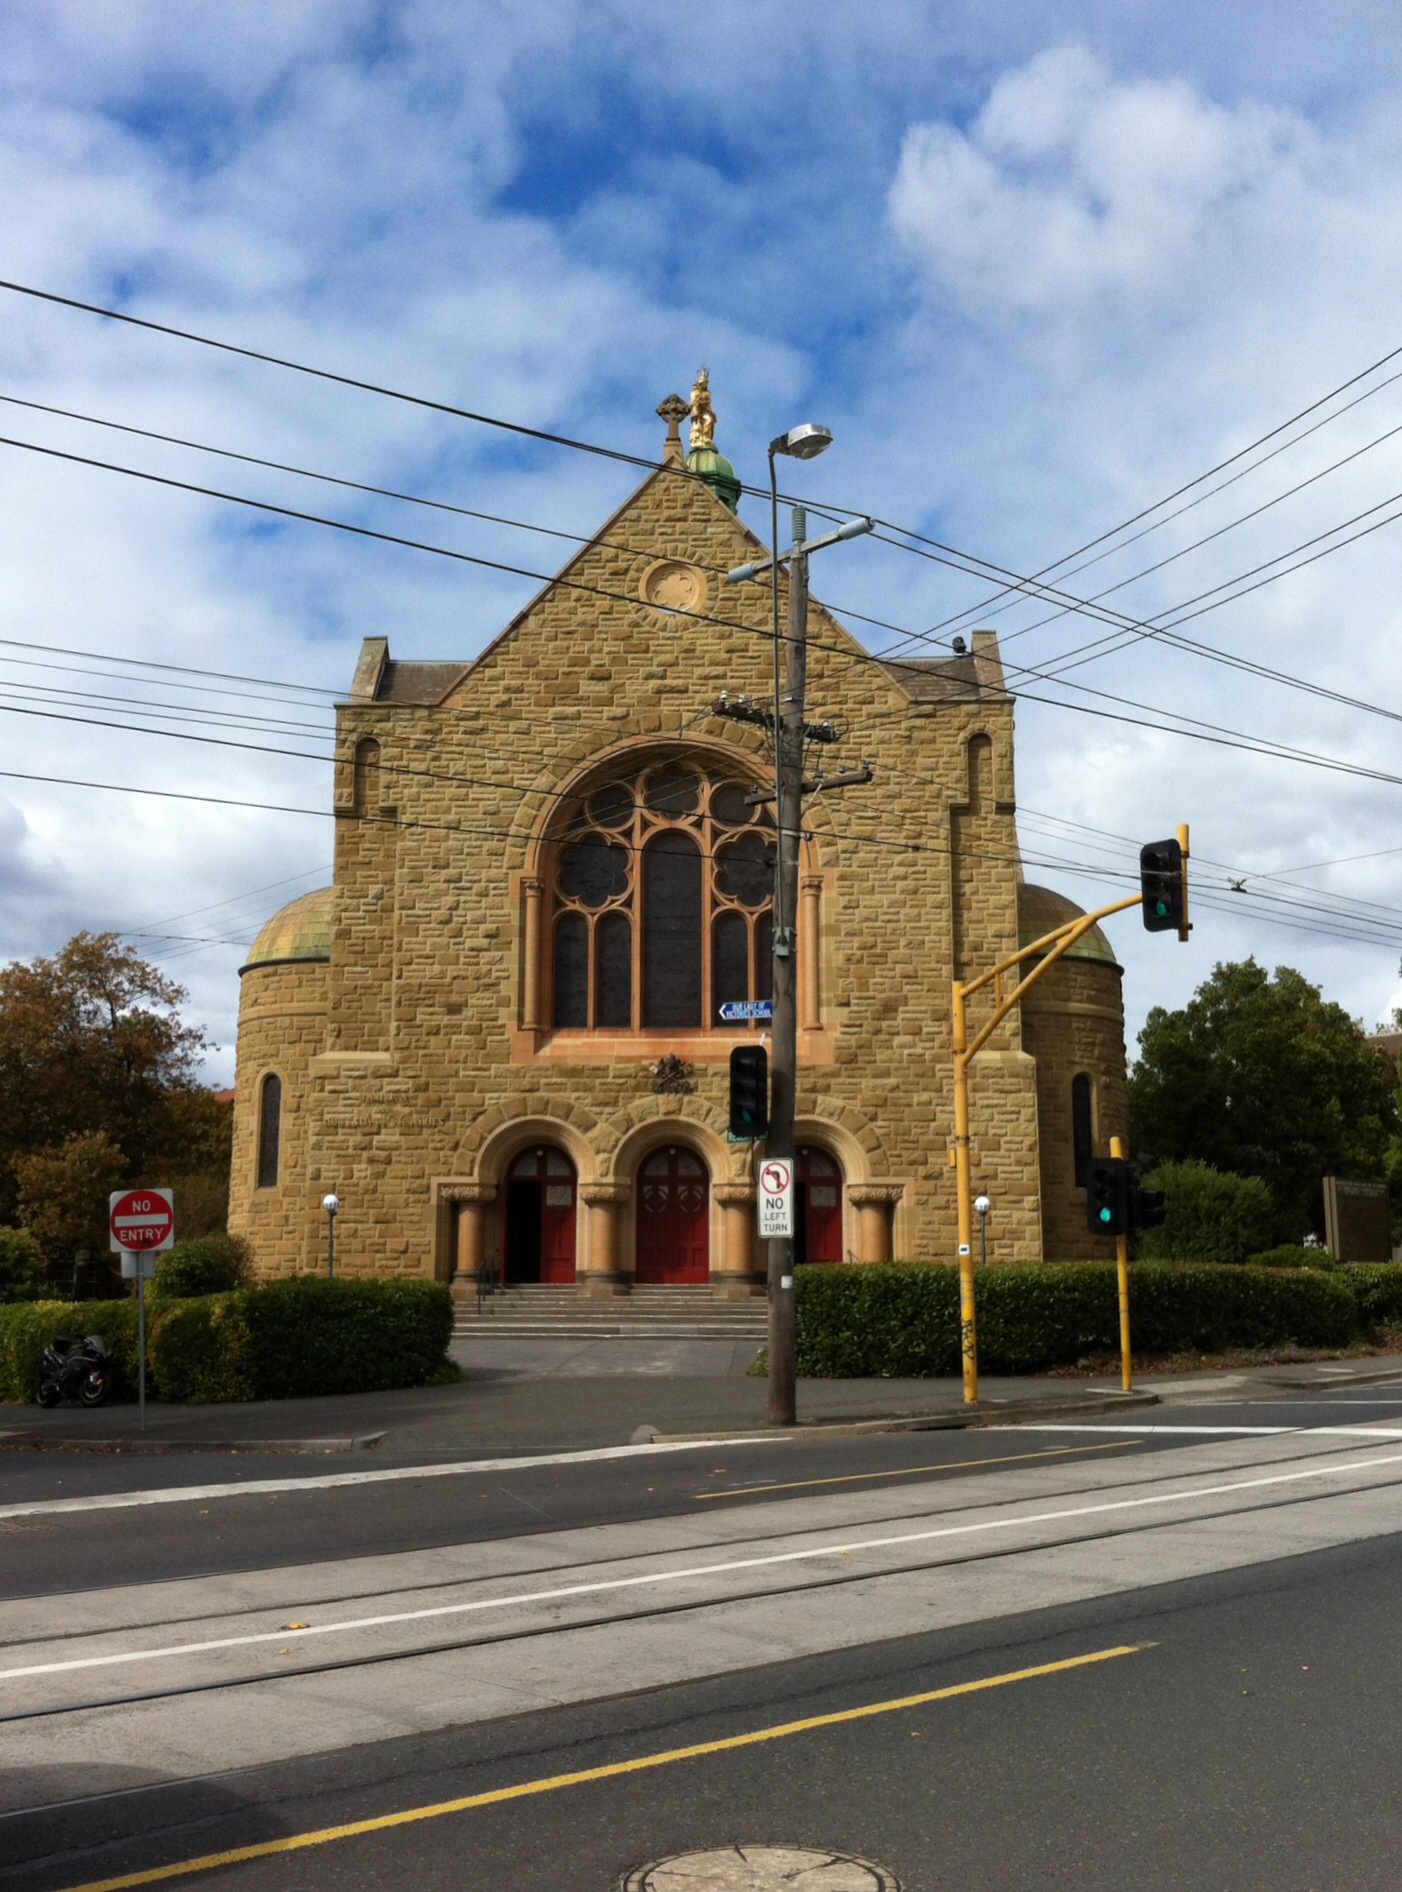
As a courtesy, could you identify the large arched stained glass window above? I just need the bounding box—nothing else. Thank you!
[550,758,777,1033]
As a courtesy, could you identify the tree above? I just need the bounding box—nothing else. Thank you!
[0,933,211,1224]
[1129,959,1396,1242]
[14,1130,126,1273]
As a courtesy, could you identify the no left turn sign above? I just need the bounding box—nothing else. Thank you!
[758,1158,794,1239]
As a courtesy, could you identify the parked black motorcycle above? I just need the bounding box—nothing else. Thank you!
[36,1335,113,1408]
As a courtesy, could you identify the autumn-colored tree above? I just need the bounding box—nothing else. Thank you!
[0,933,213,1227]
[14,1130,126,1270]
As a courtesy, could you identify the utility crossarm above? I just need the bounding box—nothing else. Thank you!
[726,515,874,584]
[743,763,875,808]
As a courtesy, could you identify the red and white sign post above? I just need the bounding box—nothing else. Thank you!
[109,1188,175,1431]
[757,1159,794,1240]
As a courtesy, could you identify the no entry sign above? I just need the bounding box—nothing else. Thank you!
[757,1158,794,1239]
[109,1189,175,1256]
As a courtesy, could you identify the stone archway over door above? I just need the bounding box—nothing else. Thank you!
[636,1147,709,1284]
[504,1147,577,1284]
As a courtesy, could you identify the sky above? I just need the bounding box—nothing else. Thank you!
[3,0,1402,1083]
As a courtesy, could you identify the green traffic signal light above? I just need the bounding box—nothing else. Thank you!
[728,1046,769,1140]
[1141,838,1186,935]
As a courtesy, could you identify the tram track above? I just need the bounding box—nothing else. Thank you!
[2,1458,1400,1731]
[6,1428,1402,1734]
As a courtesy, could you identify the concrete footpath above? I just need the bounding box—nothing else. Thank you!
[0,1337,1398,1457]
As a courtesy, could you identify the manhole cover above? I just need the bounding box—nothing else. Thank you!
[621,1846,900,1891]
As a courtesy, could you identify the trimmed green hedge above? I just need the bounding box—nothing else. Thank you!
[152,1234,249,1300]
[795,1262,1359,1378]
[1,1278,453,1403]
[1348,1264,1402,1331]
[1248,1245,1337,1272]
[0,1300,140,1402]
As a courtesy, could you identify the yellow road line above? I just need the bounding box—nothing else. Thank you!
[695,1438,1142,1500]
[56,1643,1148,1892]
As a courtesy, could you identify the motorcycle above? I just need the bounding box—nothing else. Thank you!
[36,1335,113,1408]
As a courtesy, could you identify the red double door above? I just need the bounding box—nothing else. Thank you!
[636,1147,710,1284]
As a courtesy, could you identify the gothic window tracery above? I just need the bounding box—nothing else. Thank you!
[549,759,777,1032]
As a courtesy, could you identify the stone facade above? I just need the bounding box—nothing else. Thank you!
[230,411,1129,1288]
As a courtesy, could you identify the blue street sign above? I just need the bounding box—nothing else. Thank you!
[719,1000,774,1022]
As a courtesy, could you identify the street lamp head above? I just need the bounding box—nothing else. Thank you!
[769,423,833,461]
[322,1193,340,1217]
[974,1195,991,1218]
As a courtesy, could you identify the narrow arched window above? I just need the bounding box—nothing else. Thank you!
[643,832,702,1026]
[353,737,381,816]
[552,914,588,1029]
[257,1074,282,1189]
[1071,1072,1094,1189]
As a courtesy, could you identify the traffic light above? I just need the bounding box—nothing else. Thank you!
[1086,1158,1129,1237]
[1131,1179,1166,1232]
[1140,838,1186,935]
[728,1046,769,1139]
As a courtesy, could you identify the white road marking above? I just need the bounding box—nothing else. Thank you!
[0,1437,776,1523]
[7,1442,1402,1686]
[994,1423,1402,1438]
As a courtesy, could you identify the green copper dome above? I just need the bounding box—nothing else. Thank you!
[1018,883,1119,967]
[687,444,742,512]
[241,887,334,974]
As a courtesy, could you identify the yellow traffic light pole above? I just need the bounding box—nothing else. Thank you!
[1111,1133,1133,1391]
[951,826,1189,1406]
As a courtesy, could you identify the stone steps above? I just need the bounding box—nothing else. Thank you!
[452,1284,766,1339]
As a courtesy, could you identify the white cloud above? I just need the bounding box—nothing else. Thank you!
[0,8,1401,1078]
[890,47,1302,312]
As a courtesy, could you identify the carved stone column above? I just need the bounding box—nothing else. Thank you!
[579,1180,630,1296]
[712,1181,763,1298]
[846,1182,904,1264]
[799,875,822,1031]
[521,875,545,1031]
[443,1183,497,1285]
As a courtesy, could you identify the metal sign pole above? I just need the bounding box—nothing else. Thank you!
[137,1272,147,1433]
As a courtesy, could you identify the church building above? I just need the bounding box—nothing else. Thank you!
[229,381,1128,1293]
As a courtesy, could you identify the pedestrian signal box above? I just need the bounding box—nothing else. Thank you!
[728,1046,769,1141]
[1132,1179,1167,1231]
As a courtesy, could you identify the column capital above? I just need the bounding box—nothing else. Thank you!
[579,1180,630,1207]
[437,1180,497,1205]
[712,1181,756,1208]
[847,1180,905,1208]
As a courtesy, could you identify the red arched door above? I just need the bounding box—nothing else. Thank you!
[797,1146,843,1265]
[636,1147,710,1284]
[504,1147,577,1284]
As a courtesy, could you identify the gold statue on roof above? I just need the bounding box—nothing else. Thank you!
[688,366,717,451]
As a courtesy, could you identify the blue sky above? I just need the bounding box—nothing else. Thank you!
[3,1,1402,1079]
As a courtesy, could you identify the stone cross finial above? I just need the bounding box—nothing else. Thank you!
[657,392,689,466]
